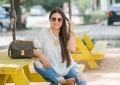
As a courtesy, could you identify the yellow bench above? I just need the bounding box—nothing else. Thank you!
[0,50,35,85]
[0,50,85,85]
[71,34,108,69]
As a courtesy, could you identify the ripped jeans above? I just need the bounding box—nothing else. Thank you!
[34,60,87,85]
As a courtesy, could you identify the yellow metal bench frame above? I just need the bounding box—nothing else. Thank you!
[71,34,108,69]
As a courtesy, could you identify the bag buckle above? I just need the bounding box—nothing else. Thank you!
[21,50,24,56]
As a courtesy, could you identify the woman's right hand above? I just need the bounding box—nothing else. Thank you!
[41,56,51,68]
[33,49,51,68]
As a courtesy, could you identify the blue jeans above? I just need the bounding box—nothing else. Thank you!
[34,60,87,85]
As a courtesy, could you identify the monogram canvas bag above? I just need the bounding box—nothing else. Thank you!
[8,40,34,59]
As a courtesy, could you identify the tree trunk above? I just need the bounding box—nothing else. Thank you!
[14,0,23,29]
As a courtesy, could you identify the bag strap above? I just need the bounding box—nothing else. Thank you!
[8,41,14,58]
[10,0,16,40]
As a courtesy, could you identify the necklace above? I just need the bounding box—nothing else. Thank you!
[53,39,59,47]
[50,28,59,47]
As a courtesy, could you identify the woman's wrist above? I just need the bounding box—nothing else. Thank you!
[69,30,75,36]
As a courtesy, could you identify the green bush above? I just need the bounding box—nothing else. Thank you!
[82,10,107,24]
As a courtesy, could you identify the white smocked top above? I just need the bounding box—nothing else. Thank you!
[33,28,77,76]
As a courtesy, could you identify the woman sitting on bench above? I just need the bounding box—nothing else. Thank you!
[33,7,87,85]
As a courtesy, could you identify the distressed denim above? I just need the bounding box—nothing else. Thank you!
[64,66,87,85]
[34,60,87,85]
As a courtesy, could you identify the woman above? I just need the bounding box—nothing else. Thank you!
[33,7,87,85]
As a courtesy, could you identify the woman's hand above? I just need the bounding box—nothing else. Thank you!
[34,49,51,68]
[68,20,74,31]
[41,56,51,68]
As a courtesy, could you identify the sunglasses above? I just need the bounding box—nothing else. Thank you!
[50,17,63,22]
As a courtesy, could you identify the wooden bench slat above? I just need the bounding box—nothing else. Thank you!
[91,41,107,54]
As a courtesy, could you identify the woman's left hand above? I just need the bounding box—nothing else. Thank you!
[68,20,74,31]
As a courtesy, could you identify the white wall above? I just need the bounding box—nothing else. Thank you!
[100,0,110,11]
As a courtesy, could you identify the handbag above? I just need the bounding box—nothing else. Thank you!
[8,0,34,59]
[8,40,34,59]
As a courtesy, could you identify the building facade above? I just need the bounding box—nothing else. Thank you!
[100,0,120,11]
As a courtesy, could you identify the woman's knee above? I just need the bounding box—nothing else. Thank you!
[75,73,87,85]
[76,73,86,82]
[69,67,86,84]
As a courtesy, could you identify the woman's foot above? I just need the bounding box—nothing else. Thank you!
[59,78,75,85]
[65,78,75,85]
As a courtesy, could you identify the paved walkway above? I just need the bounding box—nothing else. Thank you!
[0,25,119,49]
[1,19,120,49]
[0,28,41,49]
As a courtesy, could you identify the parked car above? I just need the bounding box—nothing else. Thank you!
[107,3,120,25]
[0,6,10,31]
[0,4,26,31]
[30,5,46,16]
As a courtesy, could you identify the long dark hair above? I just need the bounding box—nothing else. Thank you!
[49,7,71,67]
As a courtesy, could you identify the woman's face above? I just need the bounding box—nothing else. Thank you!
[50,13,63,30]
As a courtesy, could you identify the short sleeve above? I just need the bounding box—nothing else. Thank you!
[33,38,42,49]
[33,30,44,49]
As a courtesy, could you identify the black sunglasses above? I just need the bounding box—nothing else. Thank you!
[50,17,63,22]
